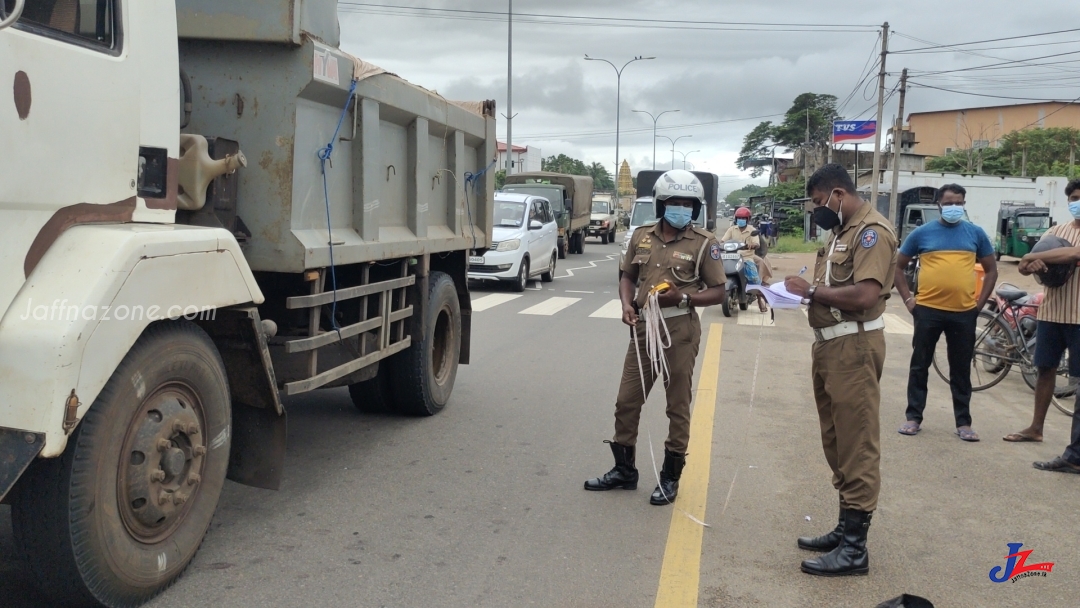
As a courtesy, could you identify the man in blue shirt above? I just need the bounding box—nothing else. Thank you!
[893,184,998,441]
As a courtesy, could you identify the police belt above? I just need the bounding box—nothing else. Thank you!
[639,305,691,320]
[813,316,884,342]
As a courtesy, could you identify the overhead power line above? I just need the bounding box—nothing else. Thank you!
[509,113,785,141]
[890,27,1080,53]
[338,2,879,32]
[907,81,1080,102]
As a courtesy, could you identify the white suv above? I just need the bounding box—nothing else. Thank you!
[469,193,559,291]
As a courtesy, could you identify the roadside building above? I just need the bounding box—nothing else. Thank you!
[497,141,541,175]
[907,102,1080,157]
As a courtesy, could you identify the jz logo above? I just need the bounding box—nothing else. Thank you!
[988,543,1054,583]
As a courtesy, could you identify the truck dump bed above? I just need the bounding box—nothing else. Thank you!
[177,0,496,273]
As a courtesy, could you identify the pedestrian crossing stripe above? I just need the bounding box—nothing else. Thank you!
[589,299,624,319]
[518,297,580,316]
[471,293,522,312]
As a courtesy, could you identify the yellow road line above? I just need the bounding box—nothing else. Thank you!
[655,323,723,608]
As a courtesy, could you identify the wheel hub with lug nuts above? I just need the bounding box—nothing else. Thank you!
[119,388,206,543]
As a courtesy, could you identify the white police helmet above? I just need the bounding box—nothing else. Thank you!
[653,169,704,220]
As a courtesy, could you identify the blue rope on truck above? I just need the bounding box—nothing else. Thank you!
[317,78,359,340]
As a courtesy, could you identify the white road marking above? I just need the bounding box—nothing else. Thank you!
[565,290,595,294]
[589,299,624,319]
[883,313,915,335]
[471,294,522,312]
[736,311,775,327]
[556,253,620,278]
[519,297,581,316]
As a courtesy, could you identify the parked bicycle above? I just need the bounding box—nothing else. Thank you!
[931,284,1074,415]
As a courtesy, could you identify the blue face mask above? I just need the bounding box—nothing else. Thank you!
[1069,201,1080,219]
[941,205,965,224]
[736,218,747,228]
[664,205,693,229]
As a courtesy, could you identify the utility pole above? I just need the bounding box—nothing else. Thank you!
[657,134,691,171]
[888,67,908,224]
[502,0,517,174]
[584,55,655,180]
[870,22,889,217]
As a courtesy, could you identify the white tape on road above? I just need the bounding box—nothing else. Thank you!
[557,253,620,279]
[883,313,915,335]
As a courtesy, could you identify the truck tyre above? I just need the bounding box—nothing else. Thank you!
[576,231,586,254]
[601,232,609,245]
[12,321,231,608]
[558,238,567,259]
[348,364,394,413]
[541,252,556,283]
[388,271,461,416]
[610,228,617,243]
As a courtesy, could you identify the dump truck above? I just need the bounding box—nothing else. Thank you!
[0,1,495,605]
[502,171,593,258]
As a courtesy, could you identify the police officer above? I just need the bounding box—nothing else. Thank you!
[584,170,727,505]
[783,164,897,576]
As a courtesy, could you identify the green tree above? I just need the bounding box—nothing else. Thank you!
[540,154,614,189]
[737,93,839,177]
[926,127,1080,178]
[495,169,506,189]
[724,184,766,205]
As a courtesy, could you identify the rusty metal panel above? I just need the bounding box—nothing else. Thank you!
[176,0,342,47]
[179,36,495,273]
[0,427,44,503]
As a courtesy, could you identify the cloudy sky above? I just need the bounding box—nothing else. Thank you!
[337,1,1080,194]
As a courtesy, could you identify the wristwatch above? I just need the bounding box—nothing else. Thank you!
[678,293,691,309]
[801,285,817,306]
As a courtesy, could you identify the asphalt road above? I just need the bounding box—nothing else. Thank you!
[3,226,1079,607]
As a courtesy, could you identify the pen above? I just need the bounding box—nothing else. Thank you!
[798,266,807,276]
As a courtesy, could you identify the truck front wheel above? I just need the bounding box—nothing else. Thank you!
[12,321,231,607]
[388,271,461,416]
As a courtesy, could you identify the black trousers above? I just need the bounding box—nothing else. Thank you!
[906,305,979,427]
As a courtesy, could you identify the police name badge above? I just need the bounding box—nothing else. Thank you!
[709,243,722,260]
[674,252,694,262]
[861,229,878,248]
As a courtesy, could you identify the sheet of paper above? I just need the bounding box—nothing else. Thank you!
[746,283,804,309]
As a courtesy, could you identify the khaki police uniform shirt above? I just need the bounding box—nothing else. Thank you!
[720,225,760,260]
[621,222,727,309]
[808,203,898,329]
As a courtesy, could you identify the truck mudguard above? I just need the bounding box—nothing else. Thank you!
[0,224,263,459]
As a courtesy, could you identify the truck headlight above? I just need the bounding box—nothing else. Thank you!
[496,239,521,252]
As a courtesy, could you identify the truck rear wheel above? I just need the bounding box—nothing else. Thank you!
[348,364,394,413]
[388,271,461,416]
[12,321,231,607]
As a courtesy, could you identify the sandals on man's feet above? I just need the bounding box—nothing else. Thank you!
[898,421,921,436]
[956,427,980,442]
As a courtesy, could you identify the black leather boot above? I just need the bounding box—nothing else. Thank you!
[584,441,638,491]
[801,509,871,576]
[797,507,845,551]
[649,450,686,505]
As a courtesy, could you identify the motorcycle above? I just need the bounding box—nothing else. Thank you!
[720,240,752,317]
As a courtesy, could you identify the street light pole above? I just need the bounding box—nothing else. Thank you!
[678,150,700,170]
[656,134,691,170]
[632,109,679,170]
[585,54,655,179]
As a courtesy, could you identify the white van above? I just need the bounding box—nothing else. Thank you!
[469,193,559,291]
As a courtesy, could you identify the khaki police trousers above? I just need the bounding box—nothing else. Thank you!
[811,329,885,512]
[613,311,700,454]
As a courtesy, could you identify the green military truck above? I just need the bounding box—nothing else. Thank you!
[502,172,593,258]
[995,202,1051,260]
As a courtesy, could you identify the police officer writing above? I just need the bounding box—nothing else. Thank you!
[783,164,898,576]
[584,170,727,506]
